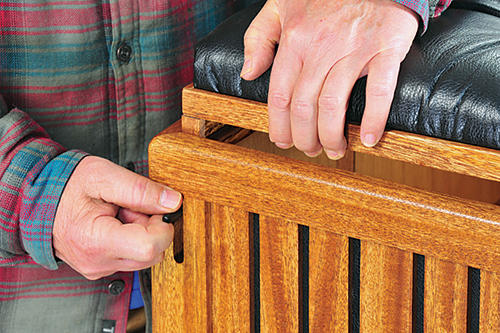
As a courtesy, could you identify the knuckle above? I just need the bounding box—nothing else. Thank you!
[139,243,158,262]
[243,27,261,46]
[282,21,304,43]
[269,91,291,111]
[318,94,344,112]
[130,177,153,208]
[244,24,267,42]
[291,100,314,122]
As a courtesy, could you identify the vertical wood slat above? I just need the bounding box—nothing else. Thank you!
[360,241,413,332]
[309,229,349,332]
[209,203,252,333]
[259,216,299,332]
[480,271,500,331]
[307,149,353,332]
[152,197,209,333]
[424,257,468,332]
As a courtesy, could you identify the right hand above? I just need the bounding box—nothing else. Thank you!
[241,0,419,158]
[53,156,182,280]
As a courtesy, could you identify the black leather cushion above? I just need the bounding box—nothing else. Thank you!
[194,0,500,150]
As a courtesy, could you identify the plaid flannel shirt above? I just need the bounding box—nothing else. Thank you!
[0,0,451,332]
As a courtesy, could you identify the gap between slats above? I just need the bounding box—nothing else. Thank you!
[227,215,484,332]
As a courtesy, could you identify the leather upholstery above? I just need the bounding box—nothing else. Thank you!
[194,0,500,150]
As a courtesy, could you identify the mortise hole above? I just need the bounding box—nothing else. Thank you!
[349,238,360,333]
[298,225,309,333]
[251,213,261,333]
[173,216,184,264]
[163,207,184,264]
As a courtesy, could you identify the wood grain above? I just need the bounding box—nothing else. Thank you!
[259,216,299,333]
[309,230,349,332]
[183,85,500,182]
[238,132,353,331]
[151,197,208,333]
[181,114,205,137]
[480,271,500,331]
[424,257,468,332]
[360,241,413,332]
[149,133,500,274]
[209,204,251,333]
[183,84,268,133]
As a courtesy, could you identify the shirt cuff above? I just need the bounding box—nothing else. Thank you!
[391,0,430,34]
[20,150,87,270]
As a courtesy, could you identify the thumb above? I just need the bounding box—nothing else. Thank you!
[80,156,182,215]
[241,0,281,81]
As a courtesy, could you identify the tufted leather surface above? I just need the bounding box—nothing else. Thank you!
[194,0,500,150]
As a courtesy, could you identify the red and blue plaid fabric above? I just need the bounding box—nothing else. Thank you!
[0,0,452,331]
[394,0,453,32]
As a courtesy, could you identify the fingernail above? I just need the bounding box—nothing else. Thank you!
[161,189,182,209]
[304,148,323,158]
[324,149,344,160]
[240,57,252,78]
[276,142,294,149]
[363,134,378,147]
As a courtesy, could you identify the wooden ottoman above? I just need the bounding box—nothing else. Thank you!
[149,0,500,331]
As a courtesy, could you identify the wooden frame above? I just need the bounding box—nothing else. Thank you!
[149,85,500,332]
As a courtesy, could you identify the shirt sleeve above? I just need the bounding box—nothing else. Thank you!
[392,0,454,34]
[0,102,87,270]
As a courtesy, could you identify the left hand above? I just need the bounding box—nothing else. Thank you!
[53,156,182,280]
[241,0,419,159]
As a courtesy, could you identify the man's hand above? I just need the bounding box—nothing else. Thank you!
[241,0,419,158]
[53,156,182,280]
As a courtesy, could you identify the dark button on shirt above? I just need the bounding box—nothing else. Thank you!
[117,44,133,63]
[108,280,126,296]
[126,161,135,172]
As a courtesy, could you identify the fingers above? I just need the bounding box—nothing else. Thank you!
[360,53,402,147]
[73,214,174,280]
[267,46,302,148]
[244,0,420,157]
[117,207,150,226]
[241,0,281,81]
[287,59,331,156]
[318,57,365,159]
[104,214,174,263]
